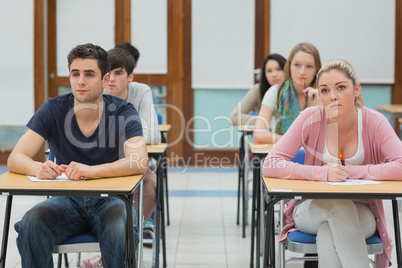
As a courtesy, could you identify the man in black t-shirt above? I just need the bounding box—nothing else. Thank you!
[7,43,147,268]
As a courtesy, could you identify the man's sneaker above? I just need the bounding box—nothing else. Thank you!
[80,255,103,268]
[145,219,154,229]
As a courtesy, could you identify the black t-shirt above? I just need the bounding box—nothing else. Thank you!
[27,93,143,166]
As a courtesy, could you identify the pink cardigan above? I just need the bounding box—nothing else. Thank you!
[263,106,402,268]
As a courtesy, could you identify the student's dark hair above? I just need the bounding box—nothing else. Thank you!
[67,43,110,78]
[259,54,287,100]
[115,42,140,65]
[108,48,135,75]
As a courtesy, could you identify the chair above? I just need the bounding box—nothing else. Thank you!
[279,228,383,267]
[277,149,383,267]
[53,233,100,268]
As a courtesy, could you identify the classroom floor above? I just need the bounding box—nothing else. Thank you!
[0,166,399,267]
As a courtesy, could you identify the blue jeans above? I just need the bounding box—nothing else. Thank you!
[14,196,139,268]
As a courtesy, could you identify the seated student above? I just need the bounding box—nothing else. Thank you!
[115,41,160,119]
[263,58,402,268]
[253,43,322,144]
[7,43,148,268]
[105,47,160,224]
[230,53,286,126]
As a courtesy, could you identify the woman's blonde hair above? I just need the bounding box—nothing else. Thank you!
[316,58,364,108]
[284,42,322,88]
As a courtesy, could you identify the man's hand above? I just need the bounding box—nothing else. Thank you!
[325,163,350,182]
[61,162,96,180]
[36,160,65,180]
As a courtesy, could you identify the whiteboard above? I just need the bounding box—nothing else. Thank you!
[0,0,34,124]
[192,0,255,89]
[131,0,168,74]
[57,0,115,77]
[270,0,395,84]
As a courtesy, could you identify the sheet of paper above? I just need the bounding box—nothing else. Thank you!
[27,173,72,182]
[324,179,382,186]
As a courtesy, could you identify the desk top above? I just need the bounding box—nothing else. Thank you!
[147,143,168,155]
[0,172,143,196]
[158,124,171,133]
[237,125,255,133]
[263,177,402,198]
[250,143,274,155]
[376,104,402,114]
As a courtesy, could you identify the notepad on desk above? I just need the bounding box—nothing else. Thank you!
[28,173,73,182]
[324,179,382,186]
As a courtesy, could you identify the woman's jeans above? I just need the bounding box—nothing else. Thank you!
[14,196,138,268]
[293,199,376,268]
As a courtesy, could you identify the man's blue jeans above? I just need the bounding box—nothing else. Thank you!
[14,196,139,268]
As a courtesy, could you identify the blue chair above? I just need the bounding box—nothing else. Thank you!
[277,149,383,267]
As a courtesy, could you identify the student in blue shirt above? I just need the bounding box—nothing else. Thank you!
[7,43,148,268]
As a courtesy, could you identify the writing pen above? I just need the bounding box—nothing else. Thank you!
[302,78,308,98]
[338,152,349,179]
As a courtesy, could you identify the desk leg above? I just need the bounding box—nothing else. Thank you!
[116,193,136,268]
[250,158,257,267]
[256,159,261,268]
[163,151,170,226]
[159,163,167,268]
[237,133,245,226]
[0,195,12,268]
[243,135,251,238]
[263,196,279,268]
[155,165,161,267]
[392,200,402,267]
[155,155,167,268]
[137,180,144,268]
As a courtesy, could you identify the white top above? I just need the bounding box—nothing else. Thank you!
[322,108,365,165]
[261,84,279,130]
[126,82,161,145]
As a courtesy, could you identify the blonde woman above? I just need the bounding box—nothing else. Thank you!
[263,59,402,267]
[254,42,322,143]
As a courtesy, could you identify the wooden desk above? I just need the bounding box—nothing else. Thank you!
[237,125,255,238]
[158,124,171,134]
[262,177,402,268]
[146,143,168,268]
[377,104,402,136]
[0,172,144,268]
[249,143,274,268]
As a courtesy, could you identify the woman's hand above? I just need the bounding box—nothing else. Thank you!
[325,163,350,182]
[304,87,321,106]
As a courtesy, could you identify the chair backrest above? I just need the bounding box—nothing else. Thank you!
[290,149,305,164]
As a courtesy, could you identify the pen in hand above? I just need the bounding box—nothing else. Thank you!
[302,78,308,98]
[338,152,349,180]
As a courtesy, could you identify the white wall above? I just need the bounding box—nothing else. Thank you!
[0,1,34,125]
[131,0,168,74]
[57,0,115,77]
[192,0,255,89]
[270,0,395,84]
